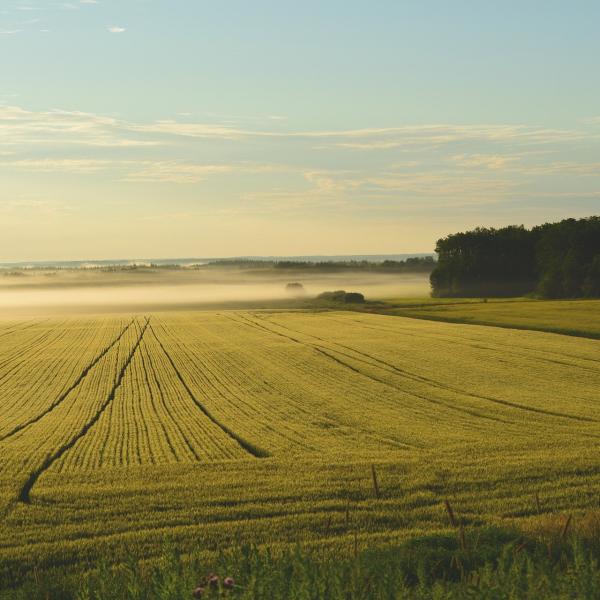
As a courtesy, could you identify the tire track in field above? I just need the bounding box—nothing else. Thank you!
[137,338,201,463]
[230,314,511,428]
[0,324,90,422]
[0,322,93,418]
[261,315,599,424]
[17,318,150,504]
[174,316,322,449]
[0,318,137,442]
[148,324,269,459]
[153,319,316,453]
[336,315,600,373]
[215,313,404,449]
[306,317,600,424]
[146,332,252,461]
[241,314,596,425]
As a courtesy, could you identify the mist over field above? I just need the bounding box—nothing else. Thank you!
[0,268,431,315]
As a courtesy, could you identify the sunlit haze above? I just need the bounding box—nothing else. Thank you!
[1,1,599,261]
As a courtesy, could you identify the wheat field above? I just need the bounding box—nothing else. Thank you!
[1,310,600,586]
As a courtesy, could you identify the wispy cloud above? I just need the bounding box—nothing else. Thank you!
[130,120,248,139]
[123,161,290,183]
[0,105,157,147]
[510,161,600,177]
[0,155,290,184]
[123,162,233,183]
[0,158,116,172]
[2,102,600,217]
[2,104,596,151]
[108,26,126,33]
[450,153,520,170]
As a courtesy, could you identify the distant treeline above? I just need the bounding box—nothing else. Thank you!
[0,264,187,273]
[431,216,600,298]
[207,256,436,273]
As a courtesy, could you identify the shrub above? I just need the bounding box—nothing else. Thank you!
[316,290,365,304]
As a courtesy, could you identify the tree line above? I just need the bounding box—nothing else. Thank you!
[430,216,600,298]
[206,256,436,273]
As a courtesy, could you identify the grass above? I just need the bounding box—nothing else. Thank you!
[368,297,600,339]
[7,524,600,599]
[0,306,599,595]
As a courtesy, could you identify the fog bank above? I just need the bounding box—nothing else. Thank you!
[0,269,431,315]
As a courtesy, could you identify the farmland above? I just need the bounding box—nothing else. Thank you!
[1,308,600,592]
[378,298,600,339]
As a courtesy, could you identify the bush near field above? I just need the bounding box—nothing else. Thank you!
[316,290,365,304]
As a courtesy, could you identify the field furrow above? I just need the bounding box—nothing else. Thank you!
[262,312,600,427]
[0,318,136,441]
[248,314,594,427]
[152,314,496,452]
[53,321,253,472]
[1,308,599,589]
[0,318,128,436]
[0,318,144,504]
[16,318,150,502]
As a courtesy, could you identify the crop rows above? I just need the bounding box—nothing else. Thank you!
[54,324,251,471]
[0,318,144,506]
[149,315,417,455]
[0,317,129,438]
[0,309,599,588]
[259,312,600,427]
[2,311,599,484]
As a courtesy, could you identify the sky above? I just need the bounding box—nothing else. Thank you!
[1,1,600,261]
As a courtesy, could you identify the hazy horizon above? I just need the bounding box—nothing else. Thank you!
[0,252,434,267]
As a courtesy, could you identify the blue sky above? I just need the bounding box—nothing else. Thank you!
[1,1,599,260]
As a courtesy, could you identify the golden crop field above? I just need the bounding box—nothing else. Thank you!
[383,298,600,339]
[1,309,600,587]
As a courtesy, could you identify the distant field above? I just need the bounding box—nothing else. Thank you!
[375,298,600,338]
[1,309,600,590]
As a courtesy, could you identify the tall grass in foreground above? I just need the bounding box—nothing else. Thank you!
[6,524,600,599]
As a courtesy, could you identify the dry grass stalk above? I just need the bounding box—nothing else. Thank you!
[445,499,458,527]
[371,464,380,499]
[458,525,466,550]
[561,514,572,540]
